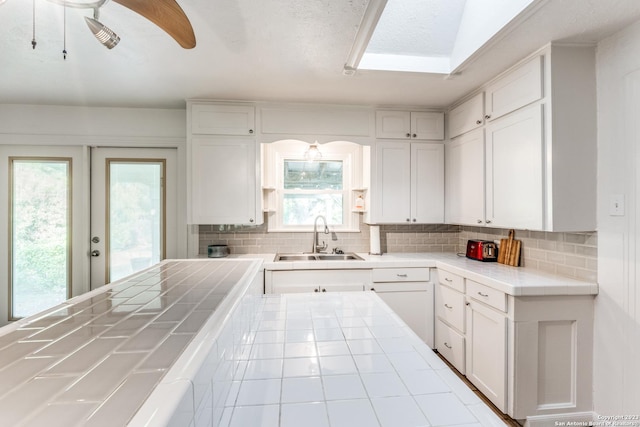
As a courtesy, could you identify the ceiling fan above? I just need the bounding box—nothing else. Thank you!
[3,0,196,50]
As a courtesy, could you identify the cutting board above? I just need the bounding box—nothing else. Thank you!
[498,229,521,266]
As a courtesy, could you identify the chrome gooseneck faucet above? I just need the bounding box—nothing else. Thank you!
[312,215,329,253]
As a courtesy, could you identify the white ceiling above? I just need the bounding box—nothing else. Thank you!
[1,0,640,109]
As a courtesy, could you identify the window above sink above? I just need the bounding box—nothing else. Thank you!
[262,140,365,233]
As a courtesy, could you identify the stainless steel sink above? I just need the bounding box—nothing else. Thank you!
[316,254,363,261]
[274,253,363,262]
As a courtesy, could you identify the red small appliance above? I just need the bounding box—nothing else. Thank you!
[465,240,498,262]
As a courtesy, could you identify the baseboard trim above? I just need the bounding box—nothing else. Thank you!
[524,411,596,427]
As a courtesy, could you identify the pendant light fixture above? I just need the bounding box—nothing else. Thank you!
[304,142,323,162]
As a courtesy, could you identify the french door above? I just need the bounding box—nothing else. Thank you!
[0,146,178,325]
[0,145,88,325]
[89,147,177,289]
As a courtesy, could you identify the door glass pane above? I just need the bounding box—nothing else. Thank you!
[109,161,163,282]
[11,159,70,319]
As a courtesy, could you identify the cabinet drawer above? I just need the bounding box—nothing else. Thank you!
[372,268,430,283]
[466,280,507,312]
[436,284,465,332]
[370,282,429,292]
[437,269,465,293]
[435,319,465,374]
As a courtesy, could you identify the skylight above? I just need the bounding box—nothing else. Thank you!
[347,0,537,75]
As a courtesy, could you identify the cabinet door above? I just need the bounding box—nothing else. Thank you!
[191,104,255,136]
[465,299,507,413]
[372,141,411,223]
[485,104,543,229]
[372,282,434,348]
[190,137,260,225]
[444,129,485,226]
[435,319,465,374]
[375,111,411,139]
[485,55,543,122]
[448,93,484,139]
[411,143,444,223]
[411,112,444,140]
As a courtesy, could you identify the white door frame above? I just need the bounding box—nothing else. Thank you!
[90,147,178,289]
[0,145,90,325]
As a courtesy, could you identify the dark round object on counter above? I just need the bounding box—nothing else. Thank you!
[207,244,230,258]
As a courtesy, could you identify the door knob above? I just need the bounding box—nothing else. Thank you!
[91,250,100,257]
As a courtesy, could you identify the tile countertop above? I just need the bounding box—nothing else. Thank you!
[252,252,598,297]
[0,257,508,427]
[0,258,263,427]
[217,291,507,427]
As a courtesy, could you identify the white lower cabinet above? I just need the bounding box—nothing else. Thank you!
[435,318,465,374]
[370,267,433,347]
[265,269,370,294]
[436,268,594,422]
[435,270,466,374]
[465,297,507,413]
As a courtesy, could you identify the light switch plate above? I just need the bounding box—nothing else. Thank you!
[610,194,625,216]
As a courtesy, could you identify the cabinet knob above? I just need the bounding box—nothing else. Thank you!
[249,218,254,223]
[485,220,492,224]
[249,129,254,134]
[412,133,417,138]
[406,218,410,222]
[484,115,491,120]
[321,288,327,292]
[406,133,411,138]
[314,288,319,292]
[476,119,482,125]
[370,287,376,292]
[412,218,417,222]
[477,219,483,224]
[466,302,470,306]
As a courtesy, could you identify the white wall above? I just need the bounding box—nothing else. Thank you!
[595,21,640,414]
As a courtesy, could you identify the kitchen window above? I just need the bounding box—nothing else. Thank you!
[265,140,363,232]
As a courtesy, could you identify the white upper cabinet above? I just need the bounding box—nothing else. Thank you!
[485,104,544,230]
[484,55,543,122]
[368,141,444,224]
[448,93,484,139]
[376,111,444,140]
[445,44,596,232]
[191,104,255,136]
[445,129,485,226]
[189,137,261,225]
[412,143,445,223]
[187,102,261,225]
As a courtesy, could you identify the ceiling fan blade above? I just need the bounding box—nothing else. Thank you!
[112,0,196,49]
